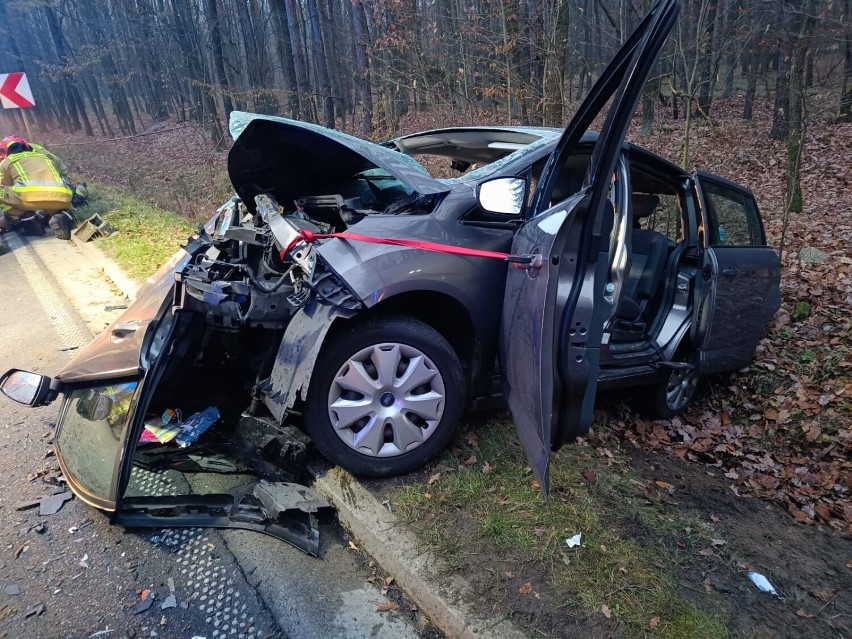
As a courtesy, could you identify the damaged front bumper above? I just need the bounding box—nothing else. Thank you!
[1,195,366,557]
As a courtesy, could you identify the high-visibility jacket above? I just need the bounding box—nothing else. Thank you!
[0,151,73,211]
[30,143,68,178]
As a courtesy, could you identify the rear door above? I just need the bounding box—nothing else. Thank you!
[500,0,680,492]
[694,172,781,373]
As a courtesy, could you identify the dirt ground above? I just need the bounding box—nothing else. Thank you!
[626,446,851,638]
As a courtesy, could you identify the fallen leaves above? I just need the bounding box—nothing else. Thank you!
[427,472,441,486]
[649,616,660,630]
[481,462,493,474]
[601,604,612,619]
[582,467,598,485]
[518,582,533,595]
[376,602,400,612]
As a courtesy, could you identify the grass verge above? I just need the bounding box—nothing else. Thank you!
[75,183,198,282]
[392,415,730,639]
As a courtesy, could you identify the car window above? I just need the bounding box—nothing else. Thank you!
[636,192,682,243]
[703,182,764,246]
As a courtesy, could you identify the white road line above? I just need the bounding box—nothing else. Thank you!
[5,232,91,348]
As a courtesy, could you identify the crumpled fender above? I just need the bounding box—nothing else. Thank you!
[260,301,344,422]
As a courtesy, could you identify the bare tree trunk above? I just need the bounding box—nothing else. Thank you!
[352,0,374,135]
[784,0,817,219]
[543,0,569,125]
[743,26,760,119]
[204,0,234,116]
[286,0,315,122]
[839,0,852,121]
[306,0,335,128]
[770,4,795,139]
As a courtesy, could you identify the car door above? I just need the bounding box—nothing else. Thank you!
[500,0,680,492]
[693,171,781,374]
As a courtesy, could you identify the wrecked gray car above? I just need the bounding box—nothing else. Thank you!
[0,0,780,543]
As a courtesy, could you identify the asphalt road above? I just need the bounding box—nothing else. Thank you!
[0,231,424,639]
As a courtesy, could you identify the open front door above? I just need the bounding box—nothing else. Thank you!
[500,0,680,492]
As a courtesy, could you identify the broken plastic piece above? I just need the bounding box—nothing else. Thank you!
[175,407,220,448]
[253,482,331,514]
[39,490,73,516]
[748,572,779,596]
[565,533,582,548]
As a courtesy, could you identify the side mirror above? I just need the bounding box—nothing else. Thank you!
[477,177,527,216]
[0,369,55,407]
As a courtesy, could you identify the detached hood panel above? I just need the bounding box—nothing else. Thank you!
[227,112,449,210]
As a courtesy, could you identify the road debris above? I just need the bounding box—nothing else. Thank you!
[78,553,90,569]
[160,595,177,610]
[4,584,20,596]
[15,499,41,511]
[88,628,117,638]
[39,490,73,516]
[135,591,156,614]
[748,572,779,597]
[565,533,583,548]
[24,602,45,617]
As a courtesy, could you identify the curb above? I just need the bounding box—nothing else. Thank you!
[70,233,140,301]
[310,464,530,639]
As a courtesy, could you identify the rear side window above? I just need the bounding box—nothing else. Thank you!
[636,193,682,243]
[703,182,764,246]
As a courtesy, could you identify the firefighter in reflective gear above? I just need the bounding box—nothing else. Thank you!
[0,136,74,239]
[30,143,69,179]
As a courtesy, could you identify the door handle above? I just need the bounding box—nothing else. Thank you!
[722,267,740,277]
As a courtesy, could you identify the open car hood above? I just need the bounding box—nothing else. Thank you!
[227,112,450,210]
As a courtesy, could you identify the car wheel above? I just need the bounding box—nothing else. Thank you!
[304,315,465,477]
[643,351,700,419]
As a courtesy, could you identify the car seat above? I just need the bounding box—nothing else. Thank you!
[610,194,668,341]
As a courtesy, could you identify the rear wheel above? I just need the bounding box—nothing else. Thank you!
[305,315,465,477]
[642,351,700,419]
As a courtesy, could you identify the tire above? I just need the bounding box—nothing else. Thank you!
[641,349,701,419]
[304,315,465,477]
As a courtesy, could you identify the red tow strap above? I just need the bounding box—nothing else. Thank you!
[281,229,540,266]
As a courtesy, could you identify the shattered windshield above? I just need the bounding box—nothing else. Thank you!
[437,133,558,186]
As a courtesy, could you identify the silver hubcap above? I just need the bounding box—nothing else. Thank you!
[327,343,446,457]
[665,366,698,411]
